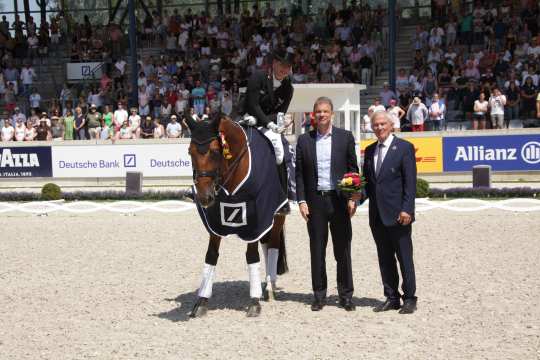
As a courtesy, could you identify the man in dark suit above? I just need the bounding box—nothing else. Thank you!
[360,111,418,314]
[296,96,358,312]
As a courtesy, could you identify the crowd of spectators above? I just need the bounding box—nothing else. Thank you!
[379,0,540,131]
[0,2,388,142]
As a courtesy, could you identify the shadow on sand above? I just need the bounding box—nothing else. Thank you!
[153,280,384,322]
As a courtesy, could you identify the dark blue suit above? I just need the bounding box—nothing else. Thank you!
[296,126,358,301]
[362,135,417,301]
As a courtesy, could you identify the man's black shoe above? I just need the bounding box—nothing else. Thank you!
[311,299,326,311]
[398,299,417,314]
[339,298,356,311]
[373,298,401,312]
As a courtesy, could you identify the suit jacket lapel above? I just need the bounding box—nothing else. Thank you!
[330,126,337,185]
[310,130,318,182]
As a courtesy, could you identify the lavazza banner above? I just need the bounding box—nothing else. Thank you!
[0,146,52,177]
[52,144,192,178]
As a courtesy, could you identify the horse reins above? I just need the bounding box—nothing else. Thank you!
[191,132,249,191]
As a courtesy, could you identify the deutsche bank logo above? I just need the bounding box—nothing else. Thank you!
[220,202,247,227]
[521,142,540,165]
[81,65,91,77]
[124,154,136,167]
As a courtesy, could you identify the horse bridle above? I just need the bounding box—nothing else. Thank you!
[191,134,249,191]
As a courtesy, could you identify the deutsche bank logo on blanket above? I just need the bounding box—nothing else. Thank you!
[220,202,247,227]
[123,154,136,168]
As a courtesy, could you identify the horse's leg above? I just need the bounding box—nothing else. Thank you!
[190,234,221,318]
[264,213,286,300]
[246,241,262,317]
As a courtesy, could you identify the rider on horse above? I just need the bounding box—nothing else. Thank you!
[242,48,294,295]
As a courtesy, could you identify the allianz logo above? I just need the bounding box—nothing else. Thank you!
[0,148,40,168]
[454,141,540,165]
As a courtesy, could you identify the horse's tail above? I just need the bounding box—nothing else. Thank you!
[277,229,288,275]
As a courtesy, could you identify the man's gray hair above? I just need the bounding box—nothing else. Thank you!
[370,110,393,125]
[313,96,334,112]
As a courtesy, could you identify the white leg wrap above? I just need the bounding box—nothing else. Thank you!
[248,262,262,299]
[261,243,269,278]
[262,129,284,165]
[197,263,215,298]
[267,248,279,283]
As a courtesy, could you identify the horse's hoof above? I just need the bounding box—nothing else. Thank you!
[246,298,261,317]
[265,282,276,301]
[190,297,208,318]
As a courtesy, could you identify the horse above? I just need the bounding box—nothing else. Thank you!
[186,114,288,317]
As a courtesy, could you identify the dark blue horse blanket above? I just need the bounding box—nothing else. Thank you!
[194,126,287,242]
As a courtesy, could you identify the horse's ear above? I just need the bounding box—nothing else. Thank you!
[209,112,223,132]
[184,110,197,130]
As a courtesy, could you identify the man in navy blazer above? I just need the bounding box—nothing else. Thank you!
[296,96,359,312]
[361,110,418,314]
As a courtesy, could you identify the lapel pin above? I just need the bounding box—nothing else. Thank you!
[392,145,397,150]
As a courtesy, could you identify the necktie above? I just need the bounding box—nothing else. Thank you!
[375,143,384,177]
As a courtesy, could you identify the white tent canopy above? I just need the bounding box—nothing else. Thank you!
[288,83,366,139]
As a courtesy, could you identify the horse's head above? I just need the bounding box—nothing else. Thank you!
[187,114,223,208]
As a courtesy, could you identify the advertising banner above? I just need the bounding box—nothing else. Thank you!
[360,136,443,173]
[66,62,104,81]
[443,135,540,172]
[52,144,192,178]
[0,146,52,178]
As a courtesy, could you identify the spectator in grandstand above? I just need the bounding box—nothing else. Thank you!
[395,68,410,97]
[28,88,41,112]
[99,118,111,140]
[128,107,141,139]
[11,107,26,127]
[116,120,134,140]
[74,106,86,140]
[24,120,36,141]
[113,102,128,132]
[86,104,102,139]
[359,51,373,86]
[422,71,438,104]
[36,119,51,141]
[379,82,397,107]
[1,119,14,141]
[387,99,405,133]
[473,92,489,130]
[489,88,507,129]
[4,83,17,112]
[462,81,479,123]
[428,93,446,131]
[51,116,65,141]
[20,63,36,98]
[62,109,75,140]
[505,81,521,124]
[369,98,386,113]
[140,116,155,139]
[14,118,26,141]
[166,115,182,138]
[406,96,428,132]
[153,118,165,139]
[520,77,537,119]
[192,80,207,116]
[138,85,150,116]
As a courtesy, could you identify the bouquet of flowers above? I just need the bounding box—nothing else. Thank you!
[337,172,366,194]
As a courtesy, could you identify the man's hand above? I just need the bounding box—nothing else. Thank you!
[348,200,357,218]
[350,192,364,202]
[397,211,412,226]
[299,202,310,222]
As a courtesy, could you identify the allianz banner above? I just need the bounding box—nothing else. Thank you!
[0,146,53,177]
[52,144,192,178]
[443,135,540,172]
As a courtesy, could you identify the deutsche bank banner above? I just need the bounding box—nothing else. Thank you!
[52,144,192,178]
[0,146,52,177]
[443,135,540,172]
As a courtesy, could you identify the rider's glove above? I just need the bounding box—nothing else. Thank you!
[267,121,284,133]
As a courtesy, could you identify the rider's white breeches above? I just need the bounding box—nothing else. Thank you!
[262,129,284,165]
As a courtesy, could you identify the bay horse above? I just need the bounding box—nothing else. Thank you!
[186,114,288,318]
